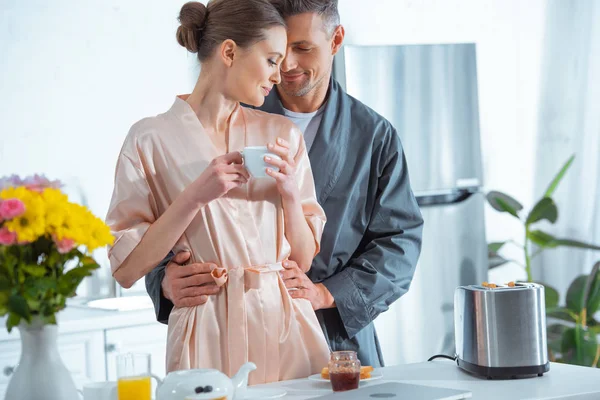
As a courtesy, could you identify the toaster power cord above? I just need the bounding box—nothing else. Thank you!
[427,354,457,362]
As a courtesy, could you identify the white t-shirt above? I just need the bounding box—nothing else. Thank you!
[282,104,325,152]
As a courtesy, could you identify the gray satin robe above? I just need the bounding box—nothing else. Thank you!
[145,78,424,367]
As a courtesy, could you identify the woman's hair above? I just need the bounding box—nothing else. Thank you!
[176,0,286,62]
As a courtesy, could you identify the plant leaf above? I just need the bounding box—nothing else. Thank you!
[526,197,558,225]
[20,263,48,278]
[547,324,568,354]
[58,264,98,297]
[488,253,510,269]
[6,313,21,333]
[565,270,600,317]
[488,242,507,253]
[544,154,575,198]
[486,191,523,218]
[43,314,57,325]
[566,275,587,314]
[539,282,559,308]
[583,262,600,316]
[546,307,577,323]
[527,230,557,248]
[528,230,600,252]
[0,275,10,291]
[551,239,600,251]
[561,325,598,366]
[8,293,30,320]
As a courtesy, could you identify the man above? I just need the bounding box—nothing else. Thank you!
[145,0,424,367]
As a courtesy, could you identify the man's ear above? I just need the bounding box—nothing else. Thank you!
[331,25,345,55]
[219,39,237,67]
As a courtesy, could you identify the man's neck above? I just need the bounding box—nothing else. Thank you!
[277,73,331,113]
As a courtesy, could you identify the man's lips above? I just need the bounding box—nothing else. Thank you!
[282,72,305,82]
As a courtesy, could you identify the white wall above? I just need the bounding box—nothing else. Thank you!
[0,0,199,293]
[1,1,548,286]
[338,0,547,282]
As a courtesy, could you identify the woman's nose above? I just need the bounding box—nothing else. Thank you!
[271,68,281,84]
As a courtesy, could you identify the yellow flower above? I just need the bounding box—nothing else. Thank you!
[0,184,114,252]
[42,188,69,237]
[0,187,45,243]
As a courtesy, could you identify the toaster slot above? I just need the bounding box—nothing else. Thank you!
[468,282,541,291]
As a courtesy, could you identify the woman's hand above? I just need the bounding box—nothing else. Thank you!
[190,152,249,206]
[265,138,299,202]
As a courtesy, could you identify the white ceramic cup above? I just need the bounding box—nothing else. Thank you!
[79,381,117,400]
[241,146,281,178]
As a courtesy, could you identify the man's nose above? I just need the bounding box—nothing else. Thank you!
[281,52,297,72]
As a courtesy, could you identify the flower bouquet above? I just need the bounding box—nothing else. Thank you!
[0,174,114,400]
[0,174,114,332]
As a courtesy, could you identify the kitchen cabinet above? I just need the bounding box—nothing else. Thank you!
[105,324,168,381]
[0,306,167,399]
[0,330,106,398]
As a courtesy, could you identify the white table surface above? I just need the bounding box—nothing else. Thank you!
[255,360,600,399]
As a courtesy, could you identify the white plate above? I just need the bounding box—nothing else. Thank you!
[307,370,383,382]
[244,387,287,399]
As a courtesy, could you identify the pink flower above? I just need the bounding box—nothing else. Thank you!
[23,174,62,193]
[55,237,76,254]
[0,175,23,189]
[0,199,25,220]
[0,227,17,246]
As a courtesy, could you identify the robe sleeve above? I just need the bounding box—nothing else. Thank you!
[321,128,424,338]
[293,129,327,257]
[106,140,158,274]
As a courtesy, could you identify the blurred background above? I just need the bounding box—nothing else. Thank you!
[0,0,599,381]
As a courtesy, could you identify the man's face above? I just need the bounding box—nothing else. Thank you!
[279,13,337,97]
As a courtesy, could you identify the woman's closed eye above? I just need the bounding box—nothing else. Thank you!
[268,59,278,66]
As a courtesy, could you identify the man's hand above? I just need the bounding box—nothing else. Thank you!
[161,251,221,308]
[280,260,336,310]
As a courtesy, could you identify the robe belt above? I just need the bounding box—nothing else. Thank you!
[210,262,284,377]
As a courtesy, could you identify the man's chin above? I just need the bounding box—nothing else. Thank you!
[280,82,311,97]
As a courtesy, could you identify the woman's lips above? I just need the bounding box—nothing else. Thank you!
[262,87,271,96]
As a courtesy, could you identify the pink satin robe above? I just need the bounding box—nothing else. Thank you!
[106,96,331,384]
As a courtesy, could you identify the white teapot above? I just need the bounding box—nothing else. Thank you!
[155,362,257,400]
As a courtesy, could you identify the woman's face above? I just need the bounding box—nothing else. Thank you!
[226,26,287,107]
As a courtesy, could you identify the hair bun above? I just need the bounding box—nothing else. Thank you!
[176,2,208,53]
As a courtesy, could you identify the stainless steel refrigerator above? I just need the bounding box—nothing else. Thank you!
[333,43,488,365]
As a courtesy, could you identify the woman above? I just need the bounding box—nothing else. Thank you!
[106,0,330,385]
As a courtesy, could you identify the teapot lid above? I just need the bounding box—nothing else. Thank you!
[169,368,222,377]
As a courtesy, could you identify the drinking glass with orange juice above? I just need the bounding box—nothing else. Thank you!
[117,353,159,400]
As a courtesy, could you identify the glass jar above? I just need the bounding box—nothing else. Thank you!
[328,351,361,392]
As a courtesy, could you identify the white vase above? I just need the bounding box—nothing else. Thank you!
[5,319,79,400]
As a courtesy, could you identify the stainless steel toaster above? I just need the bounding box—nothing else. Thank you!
[454,282,549,379]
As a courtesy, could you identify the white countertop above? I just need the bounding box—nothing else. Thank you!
[0,302,158,341]
[257,360,600,399]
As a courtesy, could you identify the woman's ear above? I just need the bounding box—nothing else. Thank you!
[219,39,237,67]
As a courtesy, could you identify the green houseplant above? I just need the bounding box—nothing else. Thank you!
[486,155,600,367]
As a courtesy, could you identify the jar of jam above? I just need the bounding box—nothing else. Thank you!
[328,351,361,392]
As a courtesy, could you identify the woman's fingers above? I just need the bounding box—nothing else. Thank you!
[223,164,250,180]
[264,155,289,174]
[267,142,293,164]
[275,137,290,149]
[266,168,287,182]
[219,151,244,164]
